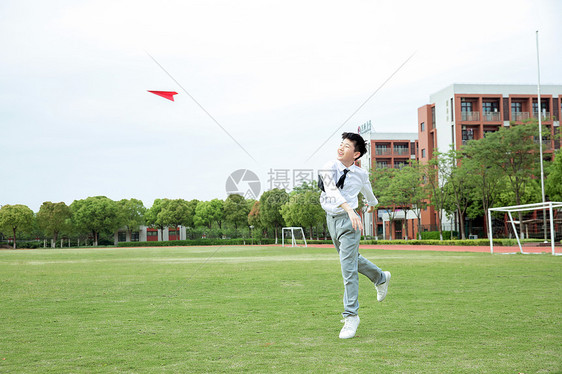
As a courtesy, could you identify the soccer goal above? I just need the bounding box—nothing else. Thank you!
[282,227,307,247]
[487,202,562,255]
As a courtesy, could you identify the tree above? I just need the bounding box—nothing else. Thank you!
[0,204,34,249]
[157,199,191,239]
[483,121,542,234]
[184,199,199,228]
[117,199,146,242]
[259,189,288,244]
[396,162,429,240]
[546,150,562,201]
[461,137,509,237]
[371,168,403,240]
[422,154,449,240]
[495,178,541,208]
[224,194,250,233]
[70,196,121,246]
[248,200,262,237]
[280,189,325,239]
[194,199,224,230]
[439,148,480,240]
[145,199,169,240]
[36,202,72,248]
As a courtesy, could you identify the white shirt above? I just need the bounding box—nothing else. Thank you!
[319,160,379,215]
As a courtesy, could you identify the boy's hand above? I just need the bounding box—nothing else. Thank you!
[348,210,362,231]
[340,202,363,231]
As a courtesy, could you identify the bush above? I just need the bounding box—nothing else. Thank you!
[118,238,277,247]
[304,239,545,247]
[14,241,43,249]
[420,231,458,240]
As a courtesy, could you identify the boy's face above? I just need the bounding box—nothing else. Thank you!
[337,138,360,164]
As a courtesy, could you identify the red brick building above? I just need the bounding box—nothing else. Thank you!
[418,84,562,236]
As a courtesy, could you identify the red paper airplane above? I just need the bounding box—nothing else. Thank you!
[148,90,178,101]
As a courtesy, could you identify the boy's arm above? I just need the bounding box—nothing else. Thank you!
[339,201,363,231]
[361,177,379,213]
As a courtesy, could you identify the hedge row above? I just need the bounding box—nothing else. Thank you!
[118,238,277,247]
[419,231,458,240]
[305,239,547,246]
[4,238,549,249]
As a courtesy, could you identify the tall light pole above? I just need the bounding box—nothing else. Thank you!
[536,30,548,242]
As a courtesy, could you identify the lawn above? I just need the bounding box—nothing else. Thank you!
[0,245,560,373]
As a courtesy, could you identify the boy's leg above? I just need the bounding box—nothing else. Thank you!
[328,215,361,318]
[357,254,387,286]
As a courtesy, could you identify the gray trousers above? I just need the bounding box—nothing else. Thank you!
[327,213,386,317]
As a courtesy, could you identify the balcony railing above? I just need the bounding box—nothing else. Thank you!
[393,147,409,155]
[512,112,530,121]
[482,112,501,122]
[534,139,552,150]
[532,112,552,121]
[375,148,392,156]
[461,111,479,121]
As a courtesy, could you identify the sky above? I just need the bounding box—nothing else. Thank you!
[2,0,561,212]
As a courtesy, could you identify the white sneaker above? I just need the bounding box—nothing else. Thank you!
[339,315,360,339]
[375,271,391,302]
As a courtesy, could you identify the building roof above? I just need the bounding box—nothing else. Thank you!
[369,132,418,141]
[430,83,562,100]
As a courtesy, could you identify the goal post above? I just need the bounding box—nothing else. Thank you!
[281,227,307,247]
[487,201,562,255]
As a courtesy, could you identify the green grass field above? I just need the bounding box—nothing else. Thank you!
[0,245,560,373]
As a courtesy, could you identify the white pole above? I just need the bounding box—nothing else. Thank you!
[488,209,494,254]
[536,30,548,242]
[549,202,555,255]
[508,211,524,254]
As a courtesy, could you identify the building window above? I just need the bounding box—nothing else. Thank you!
[511,101,529,121]
[511,102,522,113]
[532,99,548,112]
[118,232,127,242]
[482,101,498,113]
[394,145,409,155]
[532,99,550,119]
[462,128,475,145]
[461,101,478,121]
[482,101,500,121]
[421,149,426,158]
[421,122,425,131]
[375,145,389,155]
[376,161,388,169]
[431,106,436,128]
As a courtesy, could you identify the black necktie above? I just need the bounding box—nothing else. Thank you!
[336,169,349,189]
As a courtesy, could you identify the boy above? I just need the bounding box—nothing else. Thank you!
[319,132,391,339]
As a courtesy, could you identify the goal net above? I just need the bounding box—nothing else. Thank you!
[282,227,307,247]
[487,202,562,255]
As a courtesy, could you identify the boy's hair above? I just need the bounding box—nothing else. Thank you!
[342,132,367,160]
